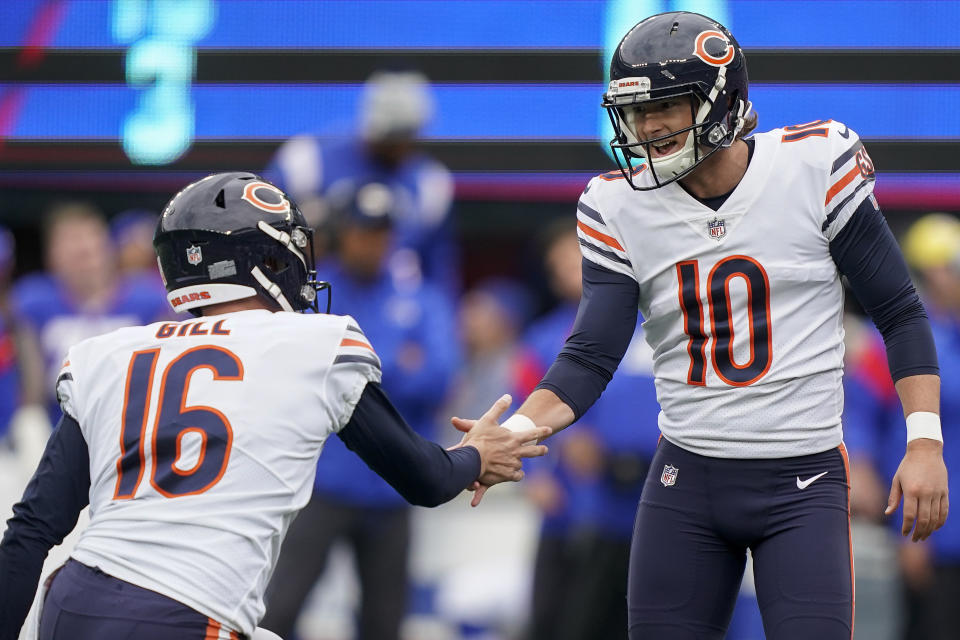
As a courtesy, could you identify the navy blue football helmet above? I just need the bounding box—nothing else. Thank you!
[602,11,753,190]
[154,172,329,315]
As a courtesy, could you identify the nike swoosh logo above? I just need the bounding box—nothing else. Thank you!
[837,124,850,139]
[796,471,828,490]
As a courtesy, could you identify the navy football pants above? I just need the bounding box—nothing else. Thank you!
[628,438,853,640]
[39,559,243,639]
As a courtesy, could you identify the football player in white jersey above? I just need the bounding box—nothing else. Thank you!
[0,172,551,640]
[454,11,948,639]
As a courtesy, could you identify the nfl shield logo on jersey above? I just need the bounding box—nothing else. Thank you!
[707,217,726,240]
[186,245,203,265]
[660,464,679,487]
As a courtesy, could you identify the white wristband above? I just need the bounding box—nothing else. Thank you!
[501,413,538,445]
[501,413,536,433]
[906,411,943,443]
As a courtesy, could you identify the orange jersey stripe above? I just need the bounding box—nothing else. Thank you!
[599,164,647,181]
[340,338,373,351]
[577,220,625,251]
[825,165,861,206]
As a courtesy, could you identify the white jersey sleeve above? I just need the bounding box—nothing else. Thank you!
[817,121,877,241]
[326,316,382,430]
[576,175,637,280]
[54,357,78,421]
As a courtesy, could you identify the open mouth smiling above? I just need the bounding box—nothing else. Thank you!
[650,138,680,157]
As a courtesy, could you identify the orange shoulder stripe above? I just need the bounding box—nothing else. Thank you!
[340,338,373,351]
[577,220,625,251]
[825,165,861,205]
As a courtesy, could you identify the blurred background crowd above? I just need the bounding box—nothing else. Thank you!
[2,1,960,639]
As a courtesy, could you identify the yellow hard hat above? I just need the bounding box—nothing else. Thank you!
[902,213,960,270]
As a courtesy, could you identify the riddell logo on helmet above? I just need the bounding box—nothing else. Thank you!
[170,291,212,307]
[693,30,734,67]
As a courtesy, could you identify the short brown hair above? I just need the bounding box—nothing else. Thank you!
[42,201,106,244]
[737,109,758,140]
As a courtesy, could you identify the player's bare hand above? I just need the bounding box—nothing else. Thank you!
[451,395,551,505]
[464,480,490,508]
[449,416,476,448]
[885,438,949,542]
[449,419,492,506]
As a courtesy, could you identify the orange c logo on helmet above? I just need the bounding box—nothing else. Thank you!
[693,30,735,67]
[241,181,291,215]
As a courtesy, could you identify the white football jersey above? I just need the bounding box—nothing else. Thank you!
[55,309,381,636]
[577,120,875,458]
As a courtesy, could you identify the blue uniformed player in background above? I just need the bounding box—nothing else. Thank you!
[520,222,659,640]
[13,203,171,423]
[521,222,611,640]
[260,180,459,640]
[0,227,23,443]
[264,70,459,296]
[856,213,960,640]
[453,12,948,639]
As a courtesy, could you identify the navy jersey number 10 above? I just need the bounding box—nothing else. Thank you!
[676,255,772,387]
[114,346,244,500]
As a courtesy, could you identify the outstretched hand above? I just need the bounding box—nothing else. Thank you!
[885,438,949,542]
[451,395,551,507]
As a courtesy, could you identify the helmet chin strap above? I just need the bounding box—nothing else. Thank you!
[648,128,698,179]
[250,266,295,312]
[257,221,308,269]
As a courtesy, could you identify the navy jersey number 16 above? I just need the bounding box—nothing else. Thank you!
[114,346,244,499]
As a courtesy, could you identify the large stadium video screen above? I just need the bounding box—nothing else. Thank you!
[1,0,959,204]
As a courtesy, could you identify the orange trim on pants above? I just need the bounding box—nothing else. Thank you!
[204,618,241,639]
[204,619,221,639]
[838,443,855,640]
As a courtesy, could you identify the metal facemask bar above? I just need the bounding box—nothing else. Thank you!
[605,68,736,191]
[256,221,331,313]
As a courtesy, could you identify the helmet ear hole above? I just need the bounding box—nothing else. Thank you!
[215,189,226,209]
[262,256,289,275]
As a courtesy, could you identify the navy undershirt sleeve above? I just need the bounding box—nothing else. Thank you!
[537,259,640,419]
[829,198,939,381]
[0,414,90,640]
[337,382,481,507]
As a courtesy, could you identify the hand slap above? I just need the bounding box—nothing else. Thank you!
[452,395,552,507]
